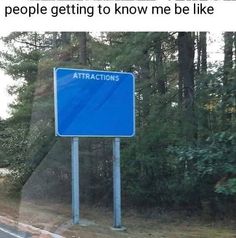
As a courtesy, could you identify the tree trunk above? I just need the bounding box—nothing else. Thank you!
[200,32,207,73]
[155,35,166,95]
[141,49,151,123]
[196,32,207,74]
[78,32,87,65]
[196,33,201,75]
[223,32,233,86]
[61,32,71,45]
[52,32,58,49]
[178,32,196,141]
[222,32,234,128]
[197,32,208,140]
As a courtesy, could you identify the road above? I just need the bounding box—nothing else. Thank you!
[0,229,19,238]
[0,228,22,238]
[0,220,64,238]
[0,225,31,238]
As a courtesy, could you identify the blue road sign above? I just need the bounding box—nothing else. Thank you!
[54,68,135,137]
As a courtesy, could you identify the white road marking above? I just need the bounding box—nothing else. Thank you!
[0,226,24,238]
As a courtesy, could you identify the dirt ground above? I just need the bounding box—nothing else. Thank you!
[0,179,236,238]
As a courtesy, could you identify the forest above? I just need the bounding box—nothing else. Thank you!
[0,32,235,218]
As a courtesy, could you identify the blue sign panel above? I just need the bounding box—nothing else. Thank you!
[54,68,135,137]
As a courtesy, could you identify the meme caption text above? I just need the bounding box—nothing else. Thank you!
[4,2,215,18]
[1,0,234,31]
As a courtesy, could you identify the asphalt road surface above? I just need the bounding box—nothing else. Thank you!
[0,229,18,238]
[0,225,31,238]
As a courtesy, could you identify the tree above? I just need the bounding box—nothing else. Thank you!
[178,32,196,141]
[78,32,87,65]
[197,32,207,74]
[222,32,235,129]
[0,32,55,189]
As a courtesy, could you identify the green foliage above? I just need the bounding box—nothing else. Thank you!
[169,132,236,205]
[216,178,236,195]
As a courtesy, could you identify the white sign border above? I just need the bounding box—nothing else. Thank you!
[53,67,136,138]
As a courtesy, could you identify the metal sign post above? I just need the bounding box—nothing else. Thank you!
[54,68,135,228]
[71,137,79,224]
[113,138,122,228]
